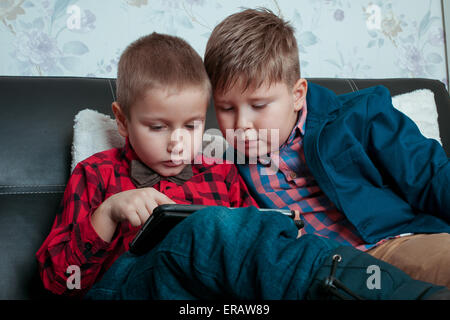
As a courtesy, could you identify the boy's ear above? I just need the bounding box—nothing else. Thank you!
[112,102,129,138]
[292,78,308,112]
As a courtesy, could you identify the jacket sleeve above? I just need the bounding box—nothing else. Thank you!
[365,86,450,222]
[35,162,116,296]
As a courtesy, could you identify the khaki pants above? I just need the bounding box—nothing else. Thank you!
[367,233,450,288]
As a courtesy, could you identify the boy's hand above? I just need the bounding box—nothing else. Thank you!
[106,187,175,226]
[91,188,175,242]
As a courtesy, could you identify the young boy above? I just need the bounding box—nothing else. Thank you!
[204,8,450,287]
[36,32,257,296]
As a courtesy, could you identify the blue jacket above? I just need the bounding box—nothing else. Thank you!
[300,82,450,243]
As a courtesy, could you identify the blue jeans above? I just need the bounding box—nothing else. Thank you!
[85,206,445,300]
[85,206,340,299]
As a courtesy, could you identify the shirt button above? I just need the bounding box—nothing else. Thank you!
[289,172,297,179]
[85,242,93,251]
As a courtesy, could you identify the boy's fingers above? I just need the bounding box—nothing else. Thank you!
[143,187,175,204]
[144,200,158,216]
[127,212,142,228]
[154,191,176,204]
[136,204,151,225]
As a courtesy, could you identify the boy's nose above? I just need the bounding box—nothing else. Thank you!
[167,129,189,155]
[235,109,252,130]
[167,139,183,154]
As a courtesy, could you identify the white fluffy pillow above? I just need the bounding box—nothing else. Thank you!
[71,109,125,172]
[71,89,442,171]
[391,89,442,145]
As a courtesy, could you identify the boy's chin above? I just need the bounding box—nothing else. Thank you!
[235,142,275,159]
[156,163,188,177]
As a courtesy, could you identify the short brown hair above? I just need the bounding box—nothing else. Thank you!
[204,8,300,93]
[117,32,211,117]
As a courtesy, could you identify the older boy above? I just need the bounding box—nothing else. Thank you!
[36,32,256,296]
[204,8,450,287]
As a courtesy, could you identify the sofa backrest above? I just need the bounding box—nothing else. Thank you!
[0,76,448,299]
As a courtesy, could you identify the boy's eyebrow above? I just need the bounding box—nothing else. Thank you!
[139,116,167,122]
[248,96,273,103]
[214,98,229,105]
[140,115,205,123]
[185,115,206,122]
[214,94,275,105]
[247,89,278,100]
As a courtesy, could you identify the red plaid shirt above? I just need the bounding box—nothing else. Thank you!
[36,139,257,296]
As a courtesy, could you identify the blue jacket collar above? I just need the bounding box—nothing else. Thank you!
[305,82,342,120]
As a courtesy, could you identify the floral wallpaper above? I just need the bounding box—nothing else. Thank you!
[0,0,447,86]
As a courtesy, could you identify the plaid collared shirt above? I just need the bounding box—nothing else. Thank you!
[238,103,381,252]
[36,139,257,296]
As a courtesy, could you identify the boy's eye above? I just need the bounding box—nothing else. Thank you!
[252,104,266,109]
[219,106,234,112]
[149,125,165,130]
[185,120,203,130]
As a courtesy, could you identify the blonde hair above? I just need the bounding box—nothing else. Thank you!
[117,32,211,117]
[205,8,300,94]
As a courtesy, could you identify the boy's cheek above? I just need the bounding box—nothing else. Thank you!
[216,113,233,129]
[192,137,204,156]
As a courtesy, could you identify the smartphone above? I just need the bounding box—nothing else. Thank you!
[129,204,303,255]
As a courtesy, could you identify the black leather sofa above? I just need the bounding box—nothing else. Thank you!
[0,76,449,300]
